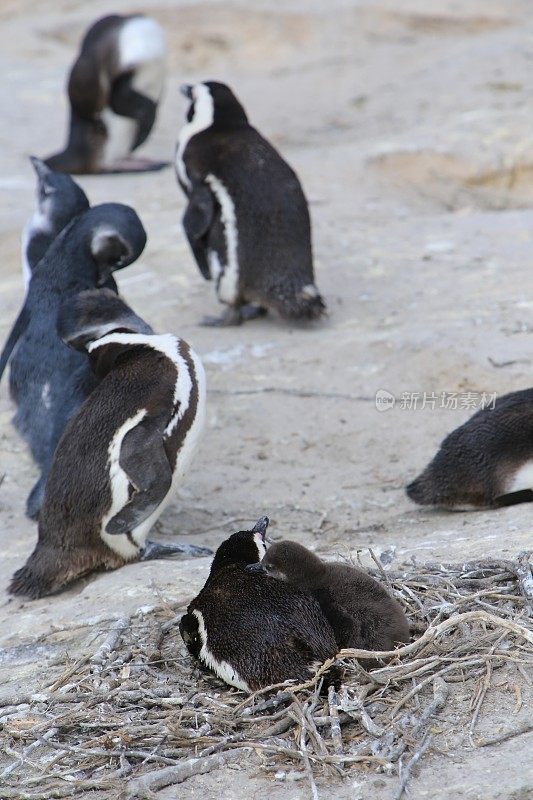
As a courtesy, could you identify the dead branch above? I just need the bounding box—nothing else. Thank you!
[2,554,531,799]
[327,686,343,761]
[394,732,433,800]
[125,749,245,798]
[477,720,533,747]
[516,552,533,612]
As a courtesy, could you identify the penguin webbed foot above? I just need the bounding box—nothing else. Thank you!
[200,307,248,327]
[200,304,267,326]
[241,304,268,321]
[101,157,170,174]
[141,540,212,561]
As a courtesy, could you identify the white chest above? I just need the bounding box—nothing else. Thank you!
[193,609,251,692]
[21,208,51,289]
[175,84,214,190]
[205,174,240,305]
[100,408,147,560]
[505,460,533,494]
[100,108,138,164]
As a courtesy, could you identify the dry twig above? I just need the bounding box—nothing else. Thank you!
[1,554,531,800]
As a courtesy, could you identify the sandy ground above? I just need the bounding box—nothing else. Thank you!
[0,0,532,797]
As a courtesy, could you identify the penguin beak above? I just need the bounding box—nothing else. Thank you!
[30,155,51,180]
[245,562,267,574]
[180,84,193,100]
[251,515,269,541]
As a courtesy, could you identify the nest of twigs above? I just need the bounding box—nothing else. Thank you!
[1,552,532,800]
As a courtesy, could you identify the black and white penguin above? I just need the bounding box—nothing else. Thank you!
[0,203,146,519]
[179,517,338,692]
[248,541,410,666]
[406,388,533,509]
[175,81,326,326]
[9,288,209,599]
[44,14,167,174]
[21,157,89,288]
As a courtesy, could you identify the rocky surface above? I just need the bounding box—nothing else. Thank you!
[0,1,532,797]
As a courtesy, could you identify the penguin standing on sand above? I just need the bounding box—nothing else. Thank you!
[179,517,338,691]
[44,14,167,174]
[9,289,209,599]
[406,388,533,509]
[21,157,89,288]
[175,81,326,326]
[0,203,146,519]
[248,541,410,667]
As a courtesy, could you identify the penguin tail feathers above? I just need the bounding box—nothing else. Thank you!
[8,563,50,599]
[274,283,327,321]
[405,473,434,506]
[406,469,490,509]
[8,545,63,599]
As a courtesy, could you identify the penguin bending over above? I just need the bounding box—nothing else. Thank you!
[21,157,89,289]
[406,388,533,509]
[0,203,146,519]
[9,289,209,599]
[175,81,326,326]
[44,14,167,174]
[248,541,410,667]
[179,517,338,692]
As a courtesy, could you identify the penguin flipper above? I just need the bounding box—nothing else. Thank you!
[0,303,29,381]
[314,585,356,647]
[105,421,172,536]
[182,186,215,280]
[109,73,157,150]
[179,612,202,657]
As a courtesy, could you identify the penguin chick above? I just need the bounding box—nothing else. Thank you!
[21,157,89,288]
[179,517,339,692]
[406,388,533,509]
[175,81,326,326]
[248,541,410,667]
[8,289,209,599]
[0,203,146,519]
[44,14,167,174]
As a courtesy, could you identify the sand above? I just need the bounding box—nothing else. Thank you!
[0,1,532,797]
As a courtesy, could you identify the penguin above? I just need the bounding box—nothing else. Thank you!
[247,541,410,666]
[175,81,326,326]
[8,288,209,599]
[0,203,146,519]
[179,517,339,692]
[21,157,89,289]
[44,14,167,174]
[406,388,533,509]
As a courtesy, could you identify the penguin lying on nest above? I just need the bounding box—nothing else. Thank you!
[9,289,209,599]
[179,517,339,691]
[175,81,326,326]
[21,157,89,289]
[406,388,533,509]
[44,14,167,174]
[248,541,410,668]
[0,202,146,519]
